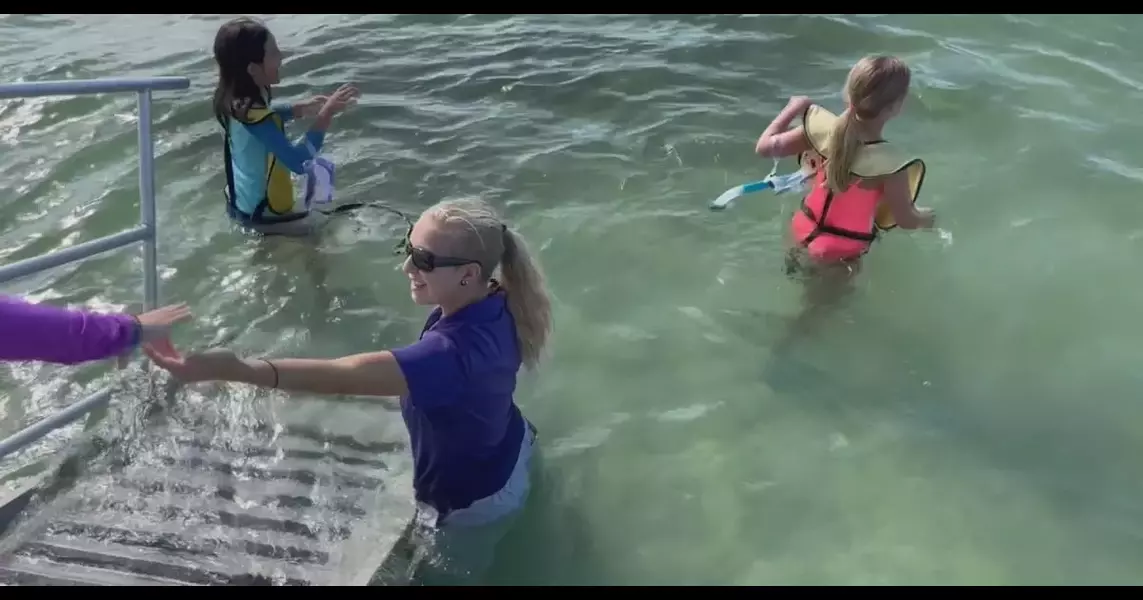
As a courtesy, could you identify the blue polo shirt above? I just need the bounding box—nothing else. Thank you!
[391,290,527,515]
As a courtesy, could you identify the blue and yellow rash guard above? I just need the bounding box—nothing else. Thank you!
[220,102,325,226]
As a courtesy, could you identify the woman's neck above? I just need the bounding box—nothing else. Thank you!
[438,281,496,317]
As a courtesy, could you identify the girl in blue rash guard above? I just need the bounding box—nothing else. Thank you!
[211,17,359,236]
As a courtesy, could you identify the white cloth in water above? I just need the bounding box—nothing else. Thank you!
[302,142,335,208]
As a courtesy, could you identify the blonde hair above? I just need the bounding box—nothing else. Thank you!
[424,198,553,370]
[825,55,912,194]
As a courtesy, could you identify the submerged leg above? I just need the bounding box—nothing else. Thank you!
[765,247,862,391]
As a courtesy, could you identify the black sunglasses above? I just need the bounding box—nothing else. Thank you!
[404,243,480,273]
[371,204,480,273]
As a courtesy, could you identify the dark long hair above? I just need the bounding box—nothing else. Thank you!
[212,17,272,128]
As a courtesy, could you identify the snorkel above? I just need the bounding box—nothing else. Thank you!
[709,158,811,210]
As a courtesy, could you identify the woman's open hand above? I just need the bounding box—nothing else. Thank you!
[143,340,245,383]
[136,303,192,344]
[117,303,191,369]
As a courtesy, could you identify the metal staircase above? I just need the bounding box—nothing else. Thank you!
[0,76,418,585]
[0,418,415,586]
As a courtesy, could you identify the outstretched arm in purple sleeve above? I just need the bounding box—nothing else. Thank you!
[0,295,141,365]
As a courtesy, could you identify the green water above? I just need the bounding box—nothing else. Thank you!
[4,13,1143,585]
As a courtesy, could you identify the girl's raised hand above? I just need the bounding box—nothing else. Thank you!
[321,84,360,115]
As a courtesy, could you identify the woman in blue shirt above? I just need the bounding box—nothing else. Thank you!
[144,198,553,583]
[212,17,359,236]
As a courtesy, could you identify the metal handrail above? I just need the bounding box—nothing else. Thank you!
[0,75,191,461]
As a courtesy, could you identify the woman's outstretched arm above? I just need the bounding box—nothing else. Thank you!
[143,330,463,408]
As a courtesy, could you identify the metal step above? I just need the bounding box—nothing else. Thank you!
[0,551,194,586]
[0,423,416,586]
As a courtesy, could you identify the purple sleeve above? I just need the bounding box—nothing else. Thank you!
[0,295,141,365]
[391,331,464,408]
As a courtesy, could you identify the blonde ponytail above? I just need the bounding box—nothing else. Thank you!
[825,110,862,195]
[424,197,553,370]
[825,55,913,195]
[499,227,552,370]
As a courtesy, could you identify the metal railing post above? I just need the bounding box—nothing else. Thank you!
[0,389,113,459]
[136,89,158,311]
[0,76,189,462]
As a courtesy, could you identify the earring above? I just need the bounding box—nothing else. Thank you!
[460,280,468,286]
